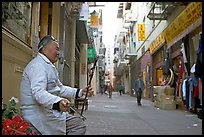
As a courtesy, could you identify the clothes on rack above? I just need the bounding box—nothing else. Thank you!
[181,76,202,112]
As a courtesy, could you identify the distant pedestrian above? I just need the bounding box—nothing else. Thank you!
[104,84,108,95]
[118,84,125,96]
[108,84,114,98]
[134,74,145,106]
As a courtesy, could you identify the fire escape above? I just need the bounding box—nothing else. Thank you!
[147,2,188,21]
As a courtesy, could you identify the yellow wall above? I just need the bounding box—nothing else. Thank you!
[39,2,49,39]
[2,28,33,106]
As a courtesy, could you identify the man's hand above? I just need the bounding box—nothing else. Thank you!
[82,85,94,97]
[59,98,70,112]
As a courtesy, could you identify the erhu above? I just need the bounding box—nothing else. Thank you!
[69,57,98,121]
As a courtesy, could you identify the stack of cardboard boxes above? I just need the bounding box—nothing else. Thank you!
[153,86,176,110]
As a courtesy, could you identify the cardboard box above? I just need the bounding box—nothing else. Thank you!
[164,87,175,95]
[153,86,175,109]
[153,86,166,94]
[153,86,175,96]
[160,95,175,103]
[159,95,176,110]
[154,100,160,108]
[160,102,176,110]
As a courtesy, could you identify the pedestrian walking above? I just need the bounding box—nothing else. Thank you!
[134,74,145,106]
[118,83,125,96]
[104,84,108,95]
[20,35,93,135]
[108,83,114,98]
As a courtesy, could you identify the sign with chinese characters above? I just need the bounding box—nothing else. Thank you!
[149,33,165,54]
[138,24,145,41]
[164,2,202,46]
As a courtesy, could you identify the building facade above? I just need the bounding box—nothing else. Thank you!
[2,2,91,105]
[114,2,202,109]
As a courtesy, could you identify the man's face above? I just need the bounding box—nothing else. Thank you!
[42,41,60,64]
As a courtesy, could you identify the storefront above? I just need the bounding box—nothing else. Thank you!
[163,2,202,111]
[149,33,166,86]
[140,51,151,99]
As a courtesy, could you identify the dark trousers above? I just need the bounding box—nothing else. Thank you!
[119,90,122,96]
[109,91,112,98]
[136,89,142,105]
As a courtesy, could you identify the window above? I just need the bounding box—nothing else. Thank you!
[2,2,32,43]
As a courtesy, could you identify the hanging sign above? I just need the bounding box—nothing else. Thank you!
[90,10,99,28]
[88,47,95,58]
[149,33,165,54]
[138,24,145,41]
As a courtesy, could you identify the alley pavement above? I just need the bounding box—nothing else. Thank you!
[79,92,202,135]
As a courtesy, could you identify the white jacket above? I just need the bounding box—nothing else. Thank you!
[20,53,82,135]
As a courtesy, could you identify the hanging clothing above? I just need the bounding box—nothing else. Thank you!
[198,33,202,57]
[198,78,202,106]
[182,79,187,100]
[188,78,193,110]
[195,36,202,78]
[176,57,184,96]
[181,43,188,63]
[185,78,189,110]
[193,77,199,97]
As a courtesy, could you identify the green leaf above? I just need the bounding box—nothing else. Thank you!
[10,99,17,107]
[2,104,7,110]
[26,128,32,132]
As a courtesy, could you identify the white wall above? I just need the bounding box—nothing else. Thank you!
[135,3,186,59]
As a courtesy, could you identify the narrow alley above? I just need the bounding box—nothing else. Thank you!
[2,2,202,135]
[83,92,202,135]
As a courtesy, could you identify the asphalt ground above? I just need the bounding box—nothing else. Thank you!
[79,92,202,135]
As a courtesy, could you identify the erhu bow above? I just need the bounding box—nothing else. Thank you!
[68,57,98,121]
[80,56,98,118]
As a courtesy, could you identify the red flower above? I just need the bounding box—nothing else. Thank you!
[2,115,33,135]
[2,97,34,135]
[2,117,14,135]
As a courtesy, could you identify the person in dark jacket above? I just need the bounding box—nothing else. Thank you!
[134,74,145,106]
[118,83,125,96]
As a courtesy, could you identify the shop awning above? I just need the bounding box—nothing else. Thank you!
[76,20,89,44]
